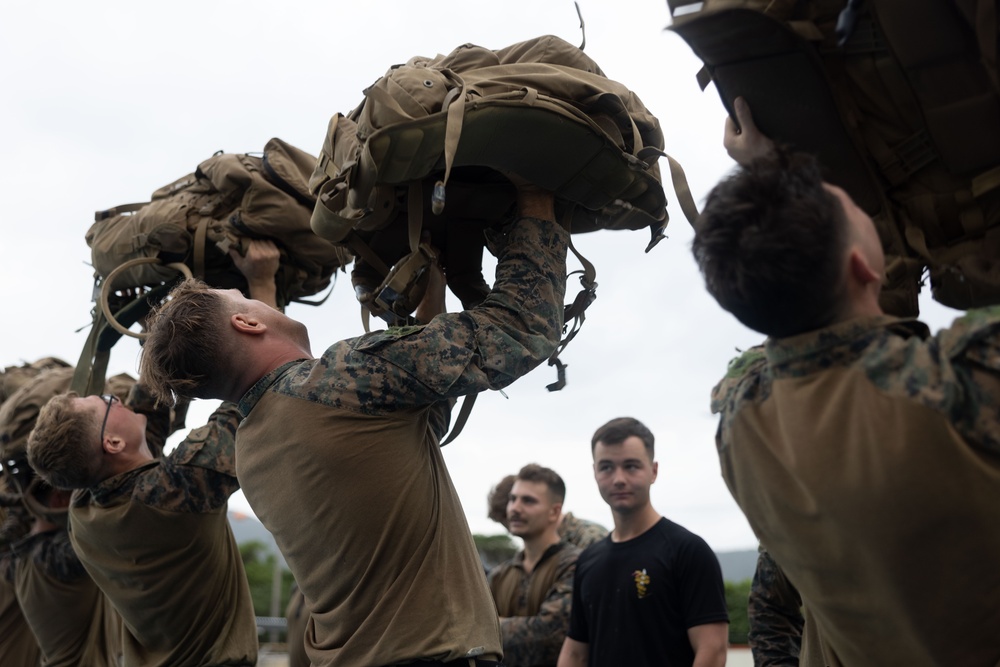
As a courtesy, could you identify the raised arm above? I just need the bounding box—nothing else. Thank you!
[724,97,776,166]
[230,238,281,310]
[345,186,569,405]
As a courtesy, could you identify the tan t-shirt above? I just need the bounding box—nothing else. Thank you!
[712,313,1000,666]
[0,576,40,666]
[236,215,569,667]
[13,529,121,666]
[70,402,258,667]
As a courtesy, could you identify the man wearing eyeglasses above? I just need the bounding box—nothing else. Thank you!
[23,240,280,667]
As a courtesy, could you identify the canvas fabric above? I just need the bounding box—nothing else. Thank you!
[668,0,1000,316]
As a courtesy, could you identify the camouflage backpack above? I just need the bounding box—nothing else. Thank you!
[667,0,1000,316]
[309,33,697,329]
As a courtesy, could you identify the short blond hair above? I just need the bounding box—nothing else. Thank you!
[140,279,234,403]
[27,394,104,489]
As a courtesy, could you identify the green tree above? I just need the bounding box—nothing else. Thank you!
[725,579,751,645]
[474,533,518,570]
[239,540,296,619]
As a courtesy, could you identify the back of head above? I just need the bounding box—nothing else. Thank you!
[691,150,848,338]
[27,394,103,489]
[141,279,232,403]
[487,474,517,526]
[516,463,566,503]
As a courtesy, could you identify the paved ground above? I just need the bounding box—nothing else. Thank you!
[255,646,757,665]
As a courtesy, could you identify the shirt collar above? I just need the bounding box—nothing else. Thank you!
[237,359,305,418]
[764,315,930,369]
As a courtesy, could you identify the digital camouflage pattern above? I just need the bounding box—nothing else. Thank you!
[710,307,1000,666]
[234,215,568,667]
[77,398,241,514]
[2,529,87,584]
[748,545,802,667]
[239,216,569,418]
[488,541,581,667]
[558,512,609,549]
[711,310,1000,451]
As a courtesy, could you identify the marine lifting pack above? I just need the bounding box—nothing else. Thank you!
[308,33,698,337]
[667,0,1000,316]
[76,138,351,396]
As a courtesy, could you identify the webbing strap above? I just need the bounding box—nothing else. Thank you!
[434,71,470,214]
[95,202,147,221]
[440,393,478,446]
[193,217,209,279]
[407,184,422,252]
[972,164,1000,199]
[977,0,999,90]
[345,231,392,277]
[665,152,700,226]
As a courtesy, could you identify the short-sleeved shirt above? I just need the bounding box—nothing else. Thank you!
[70,401,258,667]
[236,215,568,667]
[567,517,729,666]
[711,309,1000,666]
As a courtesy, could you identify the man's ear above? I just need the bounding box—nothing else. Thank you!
[650,461,658,483]
[848,248,881,287]
[103,436,126,456]
[231,313,268,335]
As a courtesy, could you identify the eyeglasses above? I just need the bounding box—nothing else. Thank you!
[98,394,119,444]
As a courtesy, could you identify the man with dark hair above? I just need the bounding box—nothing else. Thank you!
[488,474,607,549]
[24,242,279,667]
[488,464,581,667]
[559,417,729,667]
[139,186,569,667]
[694,98,1000,665]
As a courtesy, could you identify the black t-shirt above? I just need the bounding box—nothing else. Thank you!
[567,517,728,666]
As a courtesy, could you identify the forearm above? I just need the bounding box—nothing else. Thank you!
[500,612,567,666]
[450,215,568,392]
[748,550,803,665]
[557,637,588,667]
[692,645,728,667]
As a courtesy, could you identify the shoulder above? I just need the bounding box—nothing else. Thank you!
[934,306,1000,361]
[710,345,769,417]
[656,519,716,558]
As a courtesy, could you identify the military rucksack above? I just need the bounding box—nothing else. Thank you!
[309,33,698,327]
[87,137,351,315]
[0,366,136,525]
[667,0,1000,316]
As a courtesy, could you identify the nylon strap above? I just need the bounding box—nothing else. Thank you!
[95,202,147,221]
[665,152,700,225]
[193,217,209,279]
[440,393,478,446]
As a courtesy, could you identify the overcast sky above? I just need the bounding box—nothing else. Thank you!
[0,0,963,552]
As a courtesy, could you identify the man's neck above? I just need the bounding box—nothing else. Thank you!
[611,505,661,542]
[521,530,561,574]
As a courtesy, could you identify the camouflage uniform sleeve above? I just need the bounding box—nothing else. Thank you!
[30,530,88,583]
[343,216,568,408]
[932,306,1000,454]
[499,545,579,667]
[135,401,242,512]
[128,382,172,459]
[748,545,803,667]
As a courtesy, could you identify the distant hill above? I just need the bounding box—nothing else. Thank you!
[715,549,758,583]
[229,511,757,582]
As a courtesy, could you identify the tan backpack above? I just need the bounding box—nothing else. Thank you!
[87,137,352,311]
[667,0,1000,315]
[0,367,136,524]
[309,34,697,327]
